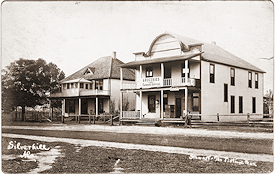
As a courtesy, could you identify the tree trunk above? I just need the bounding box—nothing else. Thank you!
[22,106,25,121]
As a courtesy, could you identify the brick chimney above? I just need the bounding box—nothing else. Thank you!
[112,51,116,59]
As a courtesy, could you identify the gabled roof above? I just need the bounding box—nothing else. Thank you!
[61,56,135,83]
[124,32,264,73]
[169,32,265,73]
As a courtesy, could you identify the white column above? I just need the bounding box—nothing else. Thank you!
[120,67,123,89]
[140,65,142,88]
[161,90,164,119]
[185,88,188,115]
[62,99,65,116]
[79,98,81,115]
[140,91,142,119]
[120,92,123,119]
[185,60,189,84]
[161,63,164,86]
[96,97,98,116]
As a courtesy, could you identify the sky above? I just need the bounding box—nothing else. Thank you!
[1,1,274,93]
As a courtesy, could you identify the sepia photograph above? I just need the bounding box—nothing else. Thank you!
[1,1,274,173]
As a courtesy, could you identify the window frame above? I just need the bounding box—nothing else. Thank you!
[146,67,153,77]
[224,84,228,102]
[231,95,235,113]
[230,68,235,86]
[255,73,258,89]
[148,95,156,113]
[210,64,215,83]
[239,96,243,113]
[252,97,256,113]
[248,72,252,88]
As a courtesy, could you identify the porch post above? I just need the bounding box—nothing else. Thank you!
[185,87,188,115]
[161,63,164,86]
[79,98,81,123]
[140,91,142,119]
[185,60,189,84]
[161,89,164,119]
[140,65,142,88]
[96,97,98,117]
[62,99,65,116]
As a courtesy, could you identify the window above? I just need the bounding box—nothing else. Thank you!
[75,83,78,88]
[65,100,75,113]
[90,83,93,89]
[71,83,74,88]
[248,72,252,88]
[148,95,156,113]
[192,93,199,112]
[252,97,256,113]
[67,83,70,89]
[95,80,103,90]
[231,68,235,86]
[231,96,235,113]
[85,84,88,89]
[239,96,243,113]
[63,84,66,90]
[224,84,228,102]
[146,67,153,77]
[210,64,215,83]
[181,63,190,78]
[80,83,84,88]
[255,73,258,89]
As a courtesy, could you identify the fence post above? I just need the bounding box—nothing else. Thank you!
[89,114,91,124]
[111,115,113,126]
[93,115,96,124]
[217,113,219,122]
[247,113,250,121]
[62,115,64,123]
[78,114,80,123]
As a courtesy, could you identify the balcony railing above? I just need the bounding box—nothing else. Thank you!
[121,77,196,89]
[50,89,110,98]
[121,111,140,119]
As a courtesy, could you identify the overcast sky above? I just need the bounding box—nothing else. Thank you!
[2,1,274,93]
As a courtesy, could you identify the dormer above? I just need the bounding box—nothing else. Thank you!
[84,67,95,75]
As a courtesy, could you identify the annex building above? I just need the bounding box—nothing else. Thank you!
[50,52,135,117]
[120,32,265,122]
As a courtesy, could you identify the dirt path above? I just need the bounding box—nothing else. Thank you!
[2,133,273,163]
[2,125,273,139]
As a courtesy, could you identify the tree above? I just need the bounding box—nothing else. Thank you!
[2,58,65,120]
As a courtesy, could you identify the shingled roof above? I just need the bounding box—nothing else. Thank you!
[61,56,135,83]
[123,32,264,73]
[170,32,265,73]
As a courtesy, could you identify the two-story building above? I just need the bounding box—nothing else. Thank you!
[50,52,135,117]
[120,32,265,122]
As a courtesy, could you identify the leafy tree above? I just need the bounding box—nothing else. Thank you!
[2,58,65,120]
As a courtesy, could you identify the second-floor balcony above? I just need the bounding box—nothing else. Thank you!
[122,77,197,90]
[50,88,110,98]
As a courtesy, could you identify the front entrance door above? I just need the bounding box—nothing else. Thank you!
[81,99,88,114]
[175,98,181,118]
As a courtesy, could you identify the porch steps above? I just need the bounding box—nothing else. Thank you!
[135,118,160,126]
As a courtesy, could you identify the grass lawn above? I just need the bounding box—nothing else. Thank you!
[2,128,273,155]
[2,137,273,173]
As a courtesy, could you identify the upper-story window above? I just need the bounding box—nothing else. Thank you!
[210,64,215,83]
[63,84,66,90]
[231,68,235,86]
[90,82,93,89]
[71,83,74,88]
[255,73,258,89]
[75,83,78,88]
[80,83,84,88]
[248,72,252,88]
[181,63,190,78]
[85,84,89,89]
[95,80,103,90]
[146,67,153,77]
[67,83,70,89]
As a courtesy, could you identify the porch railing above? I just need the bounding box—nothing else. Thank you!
[121,111,140,119]
[163,77,196,87]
